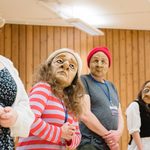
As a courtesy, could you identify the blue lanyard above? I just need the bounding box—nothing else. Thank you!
[90,74,112,103]
[61,100,68,123]
[64,108,68,123]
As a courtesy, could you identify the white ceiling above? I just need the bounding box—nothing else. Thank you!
[0,0,150,30]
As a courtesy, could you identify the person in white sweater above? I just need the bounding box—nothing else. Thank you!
[0,55,35,150]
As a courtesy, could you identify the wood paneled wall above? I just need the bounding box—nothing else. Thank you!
[0,24,150,150]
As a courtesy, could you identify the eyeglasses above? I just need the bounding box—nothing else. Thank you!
[143,88,150,94]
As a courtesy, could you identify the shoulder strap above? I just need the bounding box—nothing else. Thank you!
[134,99,139,103]
[128,135,133,145]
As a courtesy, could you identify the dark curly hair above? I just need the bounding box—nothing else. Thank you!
[33,60,85,117]
[137,80,150,101]
[136,80,150,114]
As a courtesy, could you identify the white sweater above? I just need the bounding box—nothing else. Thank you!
[0,55,34,137]
[126,102,150,150]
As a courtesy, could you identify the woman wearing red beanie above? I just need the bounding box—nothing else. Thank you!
[78,47,124,150]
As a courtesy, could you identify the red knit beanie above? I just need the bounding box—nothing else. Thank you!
[87,47,111,67]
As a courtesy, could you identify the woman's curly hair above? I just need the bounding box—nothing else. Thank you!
[136,80,150,114]
[137,80,150,101]
[33,60,85,118]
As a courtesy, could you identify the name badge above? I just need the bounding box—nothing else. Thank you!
[109,105,118,116]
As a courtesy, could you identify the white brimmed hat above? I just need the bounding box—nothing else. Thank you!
[46,48,82,75]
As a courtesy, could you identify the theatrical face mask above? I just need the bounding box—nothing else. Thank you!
[89,52,109,79]
[50,52,78,88]
[142,82,150,104]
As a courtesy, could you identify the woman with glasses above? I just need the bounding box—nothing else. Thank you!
[126,80,150,150]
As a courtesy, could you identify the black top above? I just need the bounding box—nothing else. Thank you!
[135,100,150,137]
[0,67,17,107]
[0,67,17,150]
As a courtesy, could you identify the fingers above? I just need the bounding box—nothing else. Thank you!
[106,138,117,148]
[108,140,115,146]
[110,143,119,150]
[104,130,120,144]
[104,131,120,150]
[106,138,119,150]
[68,124,76,131]
[104,130,113,139]
[66,124,76,136]
[61,122,76,140]
[0,107,18,127]
[0,107,16,119]
[104,131,114,144]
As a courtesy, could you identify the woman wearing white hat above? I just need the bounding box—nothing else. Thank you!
[17,48,84,150]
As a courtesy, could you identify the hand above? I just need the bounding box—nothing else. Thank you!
[61,122,76,140]
[110,142,120,150]
[0,107,18,127]
[103,130,120,144]
[104,138,119,150]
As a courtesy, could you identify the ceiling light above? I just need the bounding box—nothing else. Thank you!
[38,0,104,36]
[38,0,70,19]
[67,18,104,36]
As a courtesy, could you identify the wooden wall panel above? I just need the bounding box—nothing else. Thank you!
[119,30,128,150]
[145,31,150,81]
[4,24,11,59]
[93,35,100,48]
[74,28,81,54]
[33,26,40,71]
[0,24,150,150]
[40,26,47,63]
[0,27,5,55]
[106,29,113,81]
[138,31,145,87]
[26,25,33,92]
[113,30,120,91]
[132,30,139,98]
[19,25,26,86]
[61,27,67,48]
[126,30,133,106]
[67,27,74,49]
[11,25,19,69]
[99,29,106,46]
[54,27,61,50]
[80,32,88,73]
[47,26,54,55]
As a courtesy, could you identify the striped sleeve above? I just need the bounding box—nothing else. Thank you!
[29,82,62,143]
[67,119,81,149]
